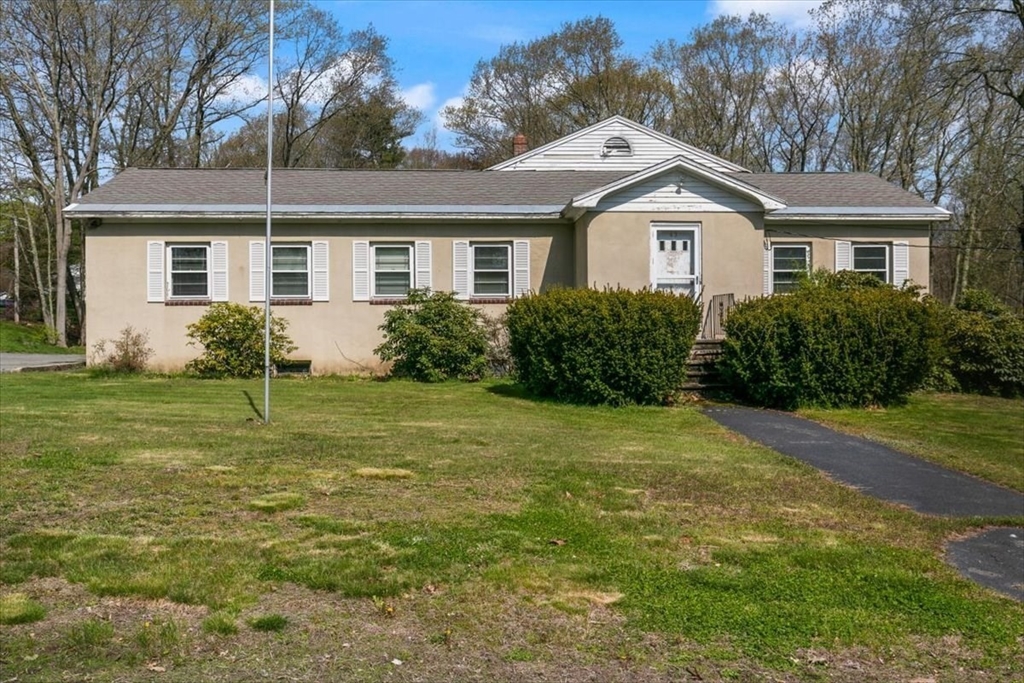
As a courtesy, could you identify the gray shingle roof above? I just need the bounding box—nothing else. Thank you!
[67,167,942,217]
[736,172,937,209]
[71,167,630,208]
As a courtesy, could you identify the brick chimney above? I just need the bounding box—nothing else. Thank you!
[513,132,528,157]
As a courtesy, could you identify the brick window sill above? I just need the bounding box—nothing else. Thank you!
[271,298,313,306]
[469,297,512,304]
[164,299,210,306]
[370,298,407,306]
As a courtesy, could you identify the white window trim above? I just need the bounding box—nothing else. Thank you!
[167,243,211,300]
[271,243,311,299]
[371,243,414,299]
[852,243,890,283]
[770,244,810,294]
[470,242,512,297]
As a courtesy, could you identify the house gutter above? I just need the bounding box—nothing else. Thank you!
[65,203,568,222]
[766,206,951,222]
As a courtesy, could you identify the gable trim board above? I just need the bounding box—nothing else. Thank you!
[568,156,787,218]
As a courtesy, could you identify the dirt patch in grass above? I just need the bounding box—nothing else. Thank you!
[247,492,306,513]
[353,467,415,480]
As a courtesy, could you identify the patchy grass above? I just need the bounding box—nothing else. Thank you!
[353,467,415,479]
[0,374,1021,682]
[802,392,1024,491]
[0,320,84,354]
[0,592,46,624]
[202,612,238,636]
[247,492,306,513]
[248,613,288,632]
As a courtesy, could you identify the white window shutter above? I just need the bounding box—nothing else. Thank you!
[892,241,910,288]
[147,241,165,303]
[249,240,266,301]
[352,240,370,301]
[211,241,229,301]
[513,240,530,297]
[763,246,772,295]
[415,241,432,291]
[453,240,469,299]
[312,240,329,301]
[835,241,852,271]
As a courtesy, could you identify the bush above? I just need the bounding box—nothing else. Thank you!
[375,290,489,382]
[718,271,940,409]
[186,303,296,378]
[931,290,1024,397]
[506,287,702,406]
[91,325,153,373]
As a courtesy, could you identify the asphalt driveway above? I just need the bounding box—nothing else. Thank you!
[704,405,1024,600]
[0,353,86,373]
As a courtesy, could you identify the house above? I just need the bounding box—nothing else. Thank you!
[66,116,949,373]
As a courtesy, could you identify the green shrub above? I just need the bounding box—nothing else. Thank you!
[932,290,1024,397]
[185,303,296,378]
[375,290,489,382]
[90,325,153,373]
[718,271,940,409]
[505,287,702,406]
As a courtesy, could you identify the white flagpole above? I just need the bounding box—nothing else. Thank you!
[264,0,274,425]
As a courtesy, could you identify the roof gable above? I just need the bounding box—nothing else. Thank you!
[568,157,786,217]
[487,116,749,174]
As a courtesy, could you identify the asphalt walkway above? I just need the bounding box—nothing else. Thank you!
[704,405,1024,600]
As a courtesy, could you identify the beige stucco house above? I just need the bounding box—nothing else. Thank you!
[66,116,949,373]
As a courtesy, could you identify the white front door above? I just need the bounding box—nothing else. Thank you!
[651,223,700,297]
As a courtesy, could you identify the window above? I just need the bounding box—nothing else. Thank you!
[169,244,209,298]
[772,245,809,293]
[472,243,511,296]
[272,244,310,298]
[853,244,889,282]
[372,244,412,297]
[602,136,632,157]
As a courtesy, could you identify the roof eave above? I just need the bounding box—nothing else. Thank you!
[766,207,951,223]
[65,204,569,221]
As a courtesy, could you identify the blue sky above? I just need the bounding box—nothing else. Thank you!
[304,1,826,149]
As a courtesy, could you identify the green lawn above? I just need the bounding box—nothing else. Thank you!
[0,374,1021,682]
[802,393,1024,492]
[0,320,84,354]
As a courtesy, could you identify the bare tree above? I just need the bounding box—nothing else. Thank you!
[0,0,162,345]
[444,17,671,166]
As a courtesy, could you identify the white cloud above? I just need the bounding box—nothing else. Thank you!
[400,82,437,111]
[215,73,268,106]
[707,0,826,27]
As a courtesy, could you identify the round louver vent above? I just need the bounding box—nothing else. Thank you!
[601,136,632,157]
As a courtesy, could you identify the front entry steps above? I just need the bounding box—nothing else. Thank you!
[683,339,725,391]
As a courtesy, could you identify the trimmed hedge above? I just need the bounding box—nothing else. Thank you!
[718,271,940,409]
[932,290,1024,397]
[375,289,489,382]
[506,288,702,406]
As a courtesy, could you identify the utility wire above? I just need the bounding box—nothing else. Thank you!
[767,228,1023,252]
